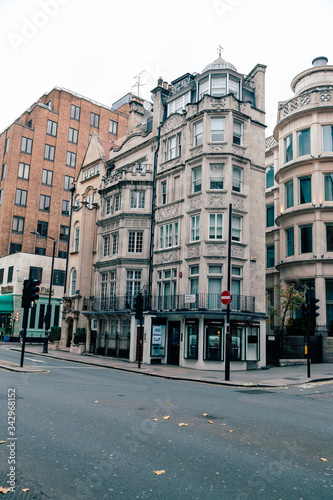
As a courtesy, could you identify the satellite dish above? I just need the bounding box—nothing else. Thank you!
[143,100,152,111]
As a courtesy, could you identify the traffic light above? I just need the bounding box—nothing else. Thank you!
[309,297,320,320]
[21,279,40,309]
[135,293,143,320]
[302,293,310,319]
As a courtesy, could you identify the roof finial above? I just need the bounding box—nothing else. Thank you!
[217,44,224,58]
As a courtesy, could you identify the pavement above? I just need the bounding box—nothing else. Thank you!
[1,342,333,387]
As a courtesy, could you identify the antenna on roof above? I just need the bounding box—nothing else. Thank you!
[132,70,147,98]
[217,44,224,58]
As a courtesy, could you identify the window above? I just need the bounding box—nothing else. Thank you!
[47,120,57,137]
[9,243,22,254]
[103,235,110,257]
[90,112,99,128]
[198,78,209,99]
[105,197,112,215]
[194,121,203,146]
[68,127,78,144]
[326,224,333,251]
[0,189,3,205]
[74,227,79,252]
[266,165,274,188]
[286,227,294,256]
[324,173,333,201]
[64,175,74,191]
[114,193,121,212]
[4,137,10,155]
[18,162,29,180]
[266,204,274,227]
[12,216,24,234]
[204,321,223,361]
[7,266,13,283]
[39,194,50,212]
[70,104,80,121]
[130,191,145,209]
[53,270,66,286]
[15,189,27,207]
[231,266,242,302]
[126,270,141,298]
[298,128,310,156]
[233,120,243,145]
[112,233,119,254]
[190,215,200,242]
[211,75,226,96]
[189,265,199,297]
[29,266,42,282]
[285,134,293,163]
[232,166,243,193]
[58,250,67,259]
[0,268,3,284]
[21,137,33,154]
[1,163,6,180]
[266,245,275,268]
[128,231,143,253]
[185,319,199,360]
[60,225,69,242]
[209,213,223,240]
[210,164,224,189]
[322,125,333,152]
[66,151,76,167]
[70,268,77,296]
[161,181,167,204]
[35,247,46,256]
[229,76,240,98]
[285,180,294,208]
[232,215,242,242]
[300,224,312,253]
[192,166,202,193]
[44,144,55,161]
[37,220,48,238]
[42,169,53,186]
[167,92,190,116]
[109,120,118,135]
[299,176,311,204]
[210,117,225,142]
[159,222,178,249]
[62,200,70,216]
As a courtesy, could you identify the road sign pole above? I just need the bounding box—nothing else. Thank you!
[225,203,232,381]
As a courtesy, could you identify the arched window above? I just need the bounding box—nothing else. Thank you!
[70,268,77,296]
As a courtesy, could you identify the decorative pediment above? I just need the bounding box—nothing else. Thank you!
[161,114,186,134]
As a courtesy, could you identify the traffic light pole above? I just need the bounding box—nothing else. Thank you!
[225,203,232,381]
[20,305,29,368]
[43,238,56,354]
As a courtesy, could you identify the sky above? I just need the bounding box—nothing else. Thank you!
[0,0,332,136]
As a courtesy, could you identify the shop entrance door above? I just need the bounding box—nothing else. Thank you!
[167,321,180,365]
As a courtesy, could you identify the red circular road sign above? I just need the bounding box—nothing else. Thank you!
[221,290,232,305]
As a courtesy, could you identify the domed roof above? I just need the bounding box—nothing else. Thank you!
[202,56,237,73]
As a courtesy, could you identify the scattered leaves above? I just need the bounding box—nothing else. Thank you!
[152,418,158,421]
[320,458,328,462]
[153,470,166,475]
[177,423,188,427]
[162,416,170,420]
[0,486,10,494]
[22,489,30,492]
[208,420,214,424]
[0,441,6,445]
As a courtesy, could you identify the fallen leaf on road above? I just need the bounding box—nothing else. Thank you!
[0,486,10,494]
[152,418,158,421]
[162,416,170,420]
[229,430,234,433]
[153,470,166,475]
[203,413,209,417]
[94,401,99,403]
[320,458,328,461]
[177,423,188,427]
[167,403,172,405]
[208,420,214,424]
[0,441,6,445]
[22,489,29,492]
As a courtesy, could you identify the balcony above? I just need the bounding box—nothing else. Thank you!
[82,294,255,314]
[102,162,153,188]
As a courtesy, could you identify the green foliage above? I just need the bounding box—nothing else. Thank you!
[271,282,306,329]
[74,327,86,344]
[49,326,61,342]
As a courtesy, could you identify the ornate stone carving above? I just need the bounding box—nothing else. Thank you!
[190,146,203,157]
[210,98,227,109]
[125,219,132,227]
[231,245,244,259]
[161,114,185,134]
[187,245,200,258]
[232,145,246,156]
[231,195,245,211]
[208,193,226,208]
[155,250,178,265]
[208,144,226,154]
[189,196,202,210]
[159,205,180,221]
[205,243,225,257]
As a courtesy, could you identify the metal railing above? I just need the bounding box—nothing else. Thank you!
[83,293,255,314]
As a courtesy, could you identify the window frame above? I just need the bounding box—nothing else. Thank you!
[37,220,48,238]
[70,104,81,121]
[18,162,30,180]
[299,176,312,204]
[210,117,225,142]
[190,215,200,242]
[285,179,294,208]
[90,112,100,128]
[299,224,313,254]
[208,213,223,240]
[286,227,295,257]
[21,137,33,155]
[12,216,25,234]
[192,166,202,193]
[39,194,51,212]
[15,188,27,207]
[47,120,58,137]
[209,163,224,190]
[194,121,203,146]
[128,231,143,253]
[68,127,78,144]
[297,128,311,156]
[44,144,55,161]
[232,166,243,193]
[66,151,76,168]
[266,204,274,228]
[42,169,53,186]
[285,134,293,163]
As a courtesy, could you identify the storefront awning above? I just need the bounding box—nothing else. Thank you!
[0,295,13,313]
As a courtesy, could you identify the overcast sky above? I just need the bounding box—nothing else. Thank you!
[1,0,332,136]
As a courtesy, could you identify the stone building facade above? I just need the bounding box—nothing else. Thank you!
[82,55,267,371]
[265,57,333,362]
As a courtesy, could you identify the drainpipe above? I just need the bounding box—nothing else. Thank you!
[64,184,76,295]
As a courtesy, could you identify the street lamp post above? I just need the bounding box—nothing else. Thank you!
[31,231,56,354]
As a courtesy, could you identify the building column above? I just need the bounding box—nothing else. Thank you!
[315,276,327,338]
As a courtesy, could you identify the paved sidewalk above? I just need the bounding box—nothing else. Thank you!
[1,343,333,387]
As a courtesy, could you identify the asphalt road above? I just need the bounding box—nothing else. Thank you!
[0,347,332,500]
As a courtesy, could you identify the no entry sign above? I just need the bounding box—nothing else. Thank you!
[221,290,232,305]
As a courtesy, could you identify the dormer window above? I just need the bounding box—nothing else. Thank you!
[197,74,241,100]
[167,92,190,116]
[211,76,226,96]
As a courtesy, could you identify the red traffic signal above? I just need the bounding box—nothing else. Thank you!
[21,279,40,309]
